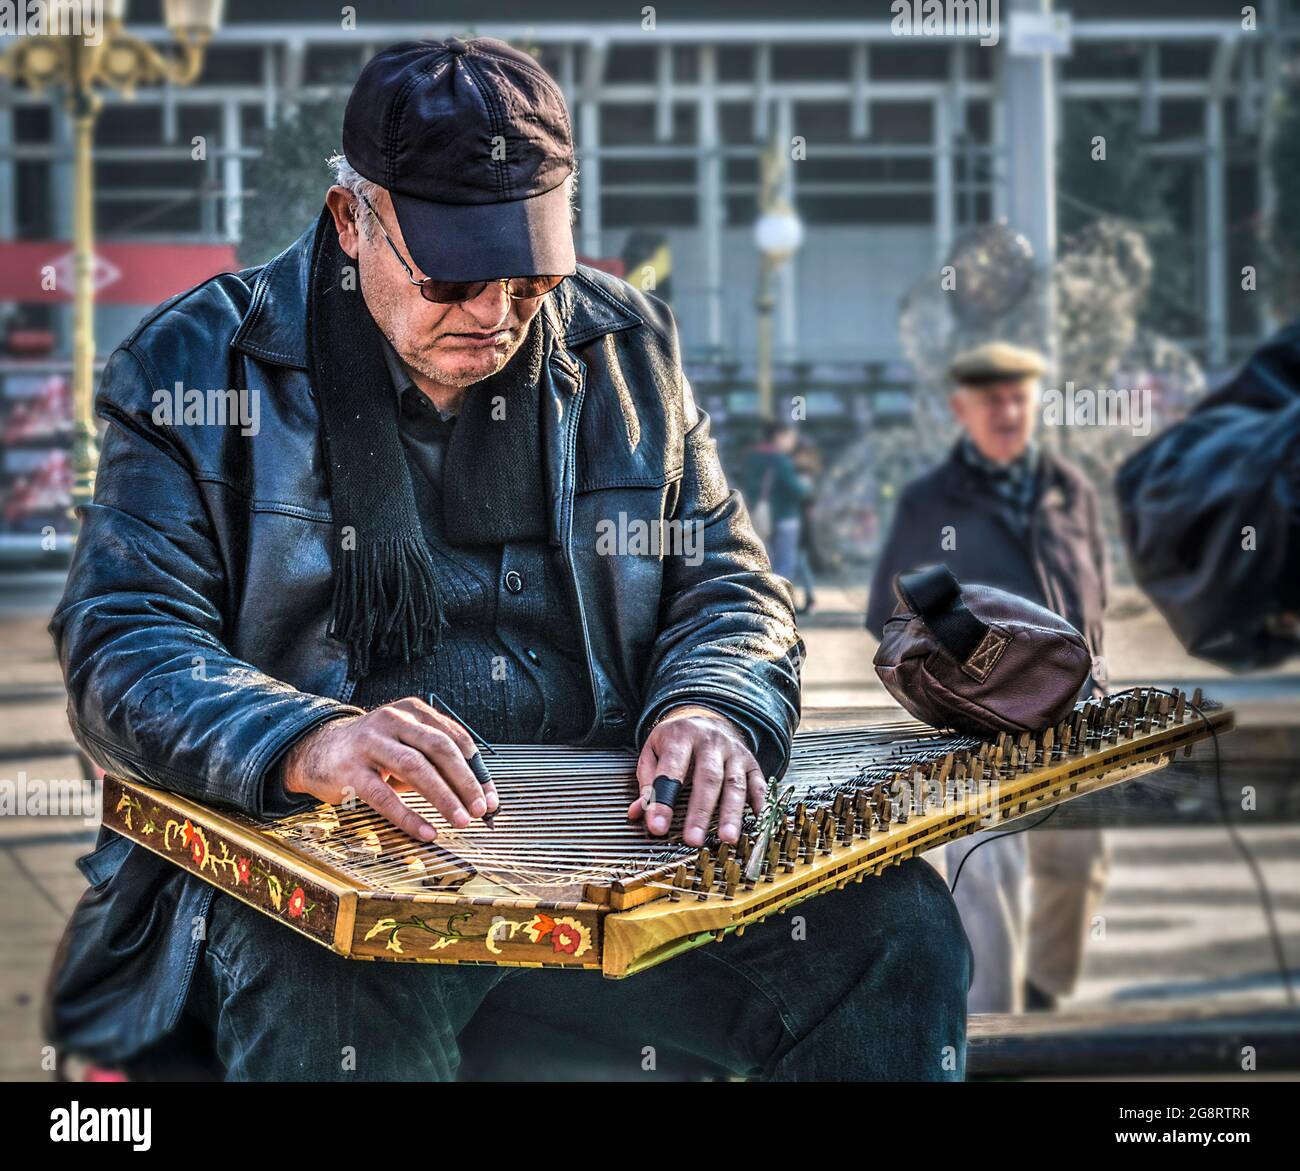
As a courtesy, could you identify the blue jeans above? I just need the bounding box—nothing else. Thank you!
[188,857,971,1081]
[768,517,802,583]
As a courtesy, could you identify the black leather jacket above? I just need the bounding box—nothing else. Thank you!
[47,224,802,1062]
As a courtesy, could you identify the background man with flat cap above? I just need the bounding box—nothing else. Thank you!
[47,36,970,1081]
[866,341,1111,1014]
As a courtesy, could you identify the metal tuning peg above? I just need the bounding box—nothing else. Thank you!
[855,789,873,834]
[723,859,740,900]
[782,828,799,871]
[801,817,818,862]
[876,785,893,829]
[696,848,715,899]
[670,862,688,902]
[764,834,781,881]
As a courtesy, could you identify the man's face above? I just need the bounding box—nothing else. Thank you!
[326,186,546,389]
[950,377,1039,464]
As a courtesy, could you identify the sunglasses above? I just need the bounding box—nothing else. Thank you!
[359,194,569,304]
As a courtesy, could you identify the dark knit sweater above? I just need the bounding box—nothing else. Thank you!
[350,344,593,744]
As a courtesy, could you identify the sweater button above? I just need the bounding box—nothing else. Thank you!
[505,570,524,594]
[525,648,540,664]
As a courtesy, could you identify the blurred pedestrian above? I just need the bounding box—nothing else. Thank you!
[865,342,1111,1014]
[791,432,823,614]
[744,419,813,585]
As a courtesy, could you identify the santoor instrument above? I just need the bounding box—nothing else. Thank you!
[103,688,1230,978]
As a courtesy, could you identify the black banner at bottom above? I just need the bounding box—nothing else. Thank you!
[4,1077,1296,1157]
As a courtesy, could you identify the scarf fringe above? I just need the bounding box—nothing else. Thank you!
[328,533,447,677]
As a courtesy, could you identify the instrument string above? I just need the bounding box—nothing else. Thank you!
[266,722,974,891]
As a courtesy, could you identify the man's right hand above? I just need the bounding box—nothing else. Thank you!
[282,698,496,841]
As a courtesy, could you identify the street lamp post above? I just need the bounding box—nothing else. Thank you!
[753,130,803,421]
[0,0,224,515]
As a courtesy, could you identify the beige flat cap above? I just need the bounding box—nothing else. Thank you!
[949,342,1046,386]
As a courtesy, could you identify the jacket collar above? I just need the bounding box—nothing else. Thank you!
[940,439,1075,513]
[231,219,642,370]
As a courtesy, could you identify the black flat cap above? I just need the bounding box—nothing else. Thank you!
[343,37,576,283]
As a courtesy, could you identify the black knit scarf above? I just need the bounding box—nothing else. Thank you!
[305,208,549,677]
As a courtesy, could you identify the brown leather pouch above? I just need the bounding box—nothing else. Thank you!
[873,565,1091,735]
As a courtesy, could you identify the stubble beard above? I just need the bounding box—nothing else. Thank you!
[399,334,518,389]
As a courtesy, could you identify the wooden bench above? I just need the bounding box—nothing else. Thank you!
[967,1001,1300,1078]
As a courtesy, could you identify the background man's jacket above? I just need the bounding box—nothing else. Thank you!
[864,444,1108,673]
[46,223,803,1063]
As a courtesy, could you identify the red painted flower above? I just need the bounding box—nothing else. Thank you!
[552,921,583,955]
[180,819,195,848]
[189,834,207,867]
[287,887,306,918]
[236,856,251,885]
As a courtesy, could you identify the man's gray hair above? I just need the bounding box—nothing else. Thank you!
[327,153,384,238]
[327,152,580,240]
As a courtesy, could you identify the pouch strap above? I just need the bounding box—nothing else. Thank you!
[895,566,1009,682]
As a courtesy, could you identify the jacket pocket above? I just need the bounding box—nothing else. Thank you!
[75,832,133,888]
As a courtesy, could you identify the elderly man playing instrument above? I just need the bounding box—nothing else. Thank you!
[48,38,969,1082]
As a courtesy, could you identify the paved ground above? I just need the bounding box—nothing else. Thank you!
[0,570,1296,1080]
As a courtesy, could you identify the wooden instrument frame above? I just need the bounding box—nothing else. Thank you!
[105,779,608,970]
[103,704,1233,978]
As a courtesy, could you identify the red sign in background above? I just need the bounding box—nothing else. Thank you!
[1,241,625,307]
[0,241,243,305]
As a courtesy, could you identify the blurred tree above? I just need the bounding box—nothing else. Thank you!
[238,97,349,268]
[1057,102,1196,340]
[1267,76,1300,322]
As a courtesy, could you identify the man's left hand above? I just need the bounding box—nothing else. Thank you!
[631,706,766,846]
